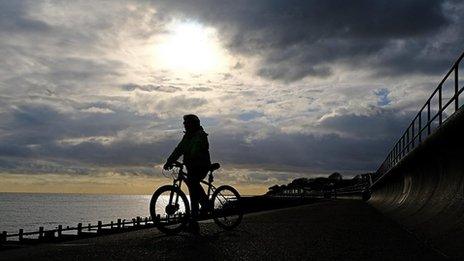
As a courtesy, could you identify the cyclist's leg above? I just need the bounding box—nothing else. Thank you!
[186,168,209,218]
[195,169,209,210]
[185,178,200,219]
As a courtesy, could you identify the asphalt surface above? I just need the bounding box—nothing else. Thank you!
[0,200,446,260]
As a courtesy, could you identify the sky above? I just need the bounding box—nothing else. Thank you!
[0,0,463,195]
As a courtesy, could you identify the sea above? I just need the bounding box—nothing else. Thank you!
[0,193,157,234]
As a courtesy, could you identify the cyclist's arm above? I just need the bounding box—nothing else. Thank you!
[166,137,186,165]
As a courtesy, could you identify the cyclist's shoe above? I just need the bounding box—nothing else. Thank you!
[186,220,200,235]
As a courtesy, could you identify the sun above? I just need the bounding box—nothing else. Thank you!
[154,22,228,73]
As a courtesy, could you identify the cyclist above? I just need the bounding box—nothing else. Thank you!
[163,114,211,233]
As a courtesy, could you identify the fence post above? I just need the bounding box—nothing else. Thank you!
[117,219,121,229]
[38,227,44,240]
[132,218,136,227]
[77,223,82,236]
[88,223,91,231]
[57,225,62,238]
[1,231,6,243]
[144,217,148,225]
[97,221,102,233]
[18,229,23,242]
[136,217,141,227]
[110,221,114,229]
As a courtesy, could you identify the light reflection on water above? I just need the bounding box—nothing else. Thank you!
[0,193,170,233]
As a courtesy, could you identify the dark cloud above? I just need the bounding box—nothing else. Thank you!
[0,103,143,158]
[154,0,460,81]
[317,108,412,140]
[210,131,391,174]
[0,1,50,33]
[0,100,410,176]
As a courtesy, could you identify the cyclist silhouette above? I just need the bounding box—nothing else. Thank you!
[163,114,211,232]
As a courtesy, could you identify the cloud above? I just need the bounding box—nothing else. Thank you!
[81,107,115,114]
[1,0,462,193]
[122,84,182,93]
[187,87,212,92]
[154,0,462,81]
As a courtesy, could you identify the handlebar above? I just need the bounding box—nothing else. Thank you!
[161,161,185,180]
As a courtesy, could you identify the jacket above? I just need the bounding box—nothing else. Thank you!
[167,127,211,171]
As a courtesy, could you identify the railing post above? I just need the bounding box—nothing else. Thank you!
[406,129,410,152]
[97,221,102,233]
[136,217,141,227]
[110,221,114,229]
[411,120,415,148]
[117,219,121,229]
[38,226,44,240]
[418,112,422,143]
[88,223,91,231]
[18,229,23,242]
[57,225,62,238]
[427,101,431,135]
[77,223,82,235]
[401,137,405,158]
[397,141,400,161]
[1,231,7,243]
[439,85,443,125]
[455,65,459,111]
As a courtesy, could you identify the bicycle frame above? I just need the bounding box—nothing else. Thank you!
[169,163,217,206]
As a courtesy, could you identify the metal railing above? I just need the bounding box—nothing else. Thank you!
[374,51,464,184]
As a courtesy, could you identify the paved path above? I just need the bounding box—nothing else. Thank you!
[0,200,446,260]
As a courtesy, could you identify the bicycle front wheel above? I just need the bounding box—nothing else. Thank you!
[150,185,190,234]
[211,185,243,230]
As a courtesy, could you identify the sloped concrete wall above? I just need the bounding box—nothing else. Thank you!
[369,108,464,258]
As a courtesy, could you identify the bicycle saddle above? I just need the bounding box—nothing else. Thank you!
[209,163,220,171]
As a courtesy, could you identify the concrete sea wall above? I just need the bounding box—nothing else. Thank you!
[369,108,464,257]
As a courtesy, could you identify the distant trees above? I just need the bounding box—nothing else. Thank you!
[266,172,372,196]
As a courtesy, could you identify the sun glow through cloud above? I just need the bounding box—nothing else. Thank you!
[154,22,228,73]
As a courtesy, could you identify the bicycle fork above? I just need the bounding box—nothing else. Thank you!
[167,178,182,217]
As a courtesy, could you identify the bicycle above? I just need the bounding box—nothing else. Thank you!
[150,161,243,234]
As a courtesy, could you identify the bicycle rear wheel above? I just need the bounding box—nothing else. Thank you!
[211,185,243,230]
[150,185,190,234]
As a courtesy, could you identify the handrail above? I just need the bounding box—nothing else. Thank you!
[373,51,464,185]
